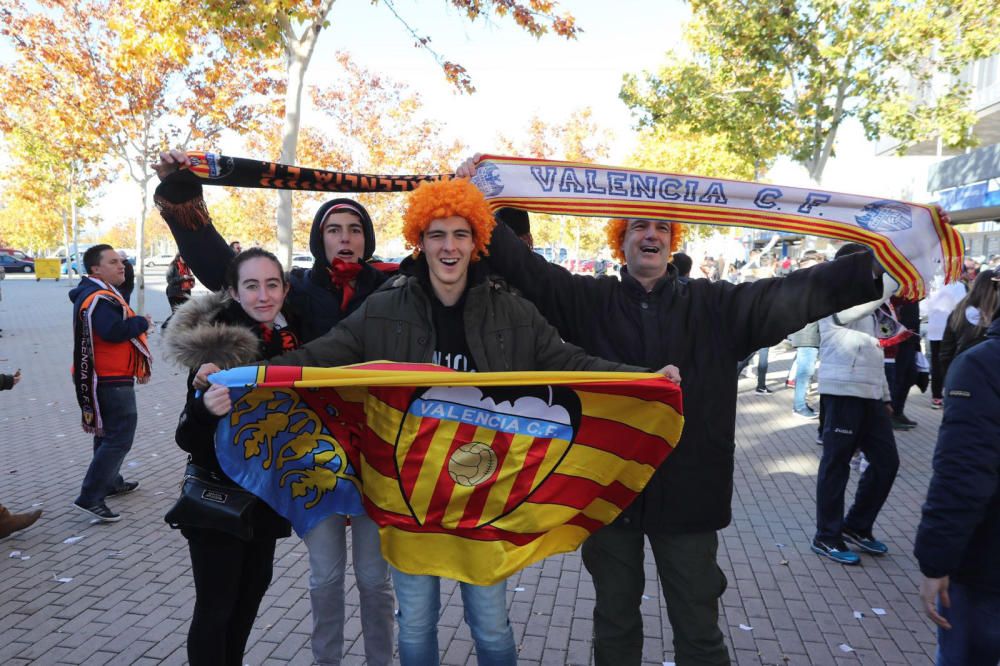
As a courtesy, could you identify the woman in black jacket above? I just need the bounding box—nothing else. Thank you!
[164,248,301,666]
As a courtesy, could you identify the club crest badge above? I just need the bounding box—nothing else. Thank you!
[393,385,581,528]
[187,151,235,180]
[471,163,504,197]
[855,200,913,232]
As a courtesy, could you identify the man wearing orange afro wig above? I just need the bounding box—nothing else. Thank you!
[230,176,679,666]
[460,155,894,666]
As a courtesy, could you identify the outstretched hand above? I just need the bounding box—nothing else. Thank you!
[152,149,191,181]
[655,364,682,384]
[455,153,484,178]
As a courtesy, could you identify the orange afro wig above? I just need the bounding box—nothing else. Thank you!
[605,218,685,264]
[402,178,496,261]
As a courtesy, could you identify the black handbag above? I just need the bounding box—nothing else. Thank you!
[164,463,259,541]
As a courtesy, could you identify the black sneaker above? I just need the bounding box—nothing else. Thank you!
[755,387,775,395]
[891,416,915,430]
[72,501,121,523]
[810,538,860,565]
[842,528,889,555]
[897,413,918,426]
[107,481,139,497]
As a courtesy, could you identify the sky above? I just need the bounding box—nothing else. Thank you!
[99,0,693,228]
[309,0,688,158]
[2,0,932,232]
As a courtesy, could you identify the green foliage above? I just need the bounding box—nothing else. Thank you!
[627,125,756,239]
[621,0,1000,183]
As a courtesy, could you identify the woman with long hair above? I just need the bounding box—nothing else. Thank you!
[940,268,1000,382]
[164,248,301,666]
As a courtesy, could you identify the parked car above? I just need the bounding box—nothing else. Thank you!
[291,253,313,270]
[145,253,175,267]
[0,254,35,273]
[0,248,33,262]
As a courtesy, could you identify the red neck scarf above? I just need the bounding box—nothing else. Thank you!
[327,258,363,309]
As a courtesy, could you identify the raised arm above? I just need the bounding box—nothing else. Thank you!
[486,212,601,342]
[152,150,234,291]
[717,250,886,361]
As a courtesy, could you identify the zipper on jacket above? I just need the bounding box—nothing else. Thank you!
[497,331,510,370]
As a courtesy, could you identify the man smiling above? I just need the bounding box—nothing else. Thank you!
[203,177,679,665]
[461,146,892,666]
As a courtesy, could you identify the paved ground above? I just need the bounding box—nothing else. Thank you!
[0,272,944,665]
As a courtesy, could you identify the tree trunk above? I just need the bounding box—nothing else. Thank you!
[135,185,147,314]
[274,1,336,268]
[71,198,80,279]
[276,51,308,269]
[62,210,70,277]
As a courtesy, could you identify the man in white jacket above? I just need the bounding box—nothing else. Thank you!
[812,243,900,565]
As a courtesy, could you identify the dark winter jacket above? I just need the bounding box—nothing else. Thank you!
[154,179,390,342]
[165,257,194,299]
[69,277,150,384]
[271,256,646,376]
[914,316,1000,592]
[939,305,990,378]
[0,373,16,391]
[485,221,884,534]
[164,291,300,540]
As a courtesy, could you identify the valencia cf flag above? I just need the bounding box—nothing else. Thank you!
[212,363,683,585]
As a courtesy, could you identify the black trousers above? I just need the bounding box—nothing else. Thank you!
[184,528,277,666]
[890,338,918,415]
[582,526,730,666]
[815,395,899,542]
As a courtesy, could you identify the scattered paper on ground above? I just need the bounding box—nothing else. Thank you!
[63,536,84,544]
[872,608,887,616]
[839,643,854,653]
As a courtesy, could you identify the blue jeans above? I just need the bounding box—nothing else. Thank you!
[77,383,137,506]
[392,569,516,666]
[936,581,1000,665]
[303,513,394,666]
[793,347,818,413]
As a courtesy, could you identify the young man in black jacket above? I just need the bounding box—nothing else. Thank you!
[459,151,891,666]
[914,312,1000,665]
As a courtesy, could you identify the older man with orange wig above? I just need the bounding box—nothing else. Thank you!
[461,146,894,666]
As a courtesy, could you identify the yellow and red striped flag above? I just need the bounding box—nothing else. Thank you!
[212,363,683,585]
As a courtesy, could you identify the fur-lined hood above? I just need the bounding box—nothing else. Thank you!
[163,291,262,369]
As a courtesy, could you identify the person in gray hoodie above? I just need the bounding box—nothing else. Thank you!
[812,243,899,565]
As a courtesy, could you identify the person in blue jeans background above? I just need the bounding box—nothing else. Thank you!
[915,309,1000,666]
[70,244,151,523]
[788,322,819,418]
